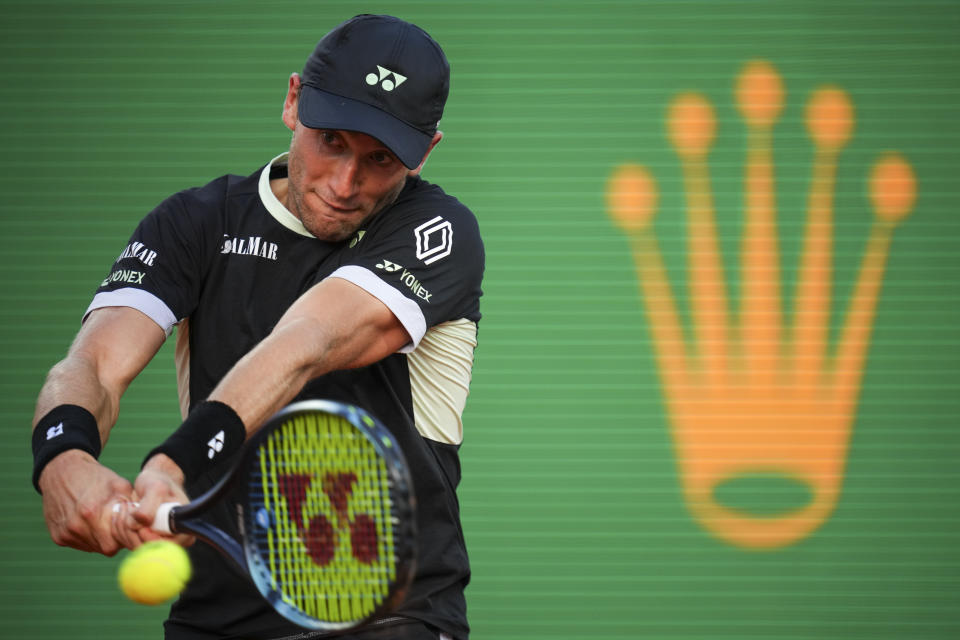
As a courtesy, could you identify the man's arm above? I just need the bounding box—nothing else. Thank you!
[131,277,409,528]
[34,306,166,555]
[213,276,409,429]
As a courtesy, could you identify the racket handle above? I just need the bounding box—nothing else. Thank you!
[152,502,180,534]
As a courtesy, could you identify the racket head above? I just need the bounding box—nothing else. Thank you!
[237,399,416,631]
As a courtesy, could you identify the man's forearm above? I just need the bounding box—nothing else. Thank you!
[33,306,166,436]
[205,278,406,435]
[138,315,332,488]
[32,307,165,494]
[208,315,332,435]
[34,354,116,442]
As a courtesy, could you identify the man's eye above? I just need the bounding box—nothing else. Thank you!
[319,130,338,145]
[371,151,394,165]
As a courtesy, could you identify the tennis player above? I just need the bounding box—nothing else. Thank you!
[32,15,482,640]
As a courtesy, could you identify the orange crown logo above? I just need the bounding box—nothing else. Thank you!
[606,60,916,550]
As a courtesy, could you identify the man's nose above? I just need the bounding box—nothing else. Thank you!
[328,156,360,200]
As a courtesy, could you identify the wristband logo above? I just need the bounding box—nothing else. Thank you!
[46,423,64,440]
[207,430,225,460]
[606,60,916,550]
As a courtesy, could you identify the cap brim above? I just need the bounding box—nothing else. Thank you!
[298,85,433,170]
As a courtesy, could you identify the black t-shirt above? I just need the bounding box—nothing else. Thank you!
[86,155,483,639]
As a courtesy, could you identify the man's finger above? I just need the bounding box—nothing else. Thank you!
[51,527,96,553]
[110,500,145,550]
[131,499,163,527]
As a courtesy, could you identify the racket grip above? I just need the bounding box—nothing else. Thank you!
[152,502,180,534]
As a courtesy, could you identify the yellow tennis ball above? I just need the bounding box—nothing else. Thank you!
[118,540,192,605]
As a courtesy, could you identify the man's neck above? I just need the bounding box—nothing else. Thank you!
[269,177,291,216]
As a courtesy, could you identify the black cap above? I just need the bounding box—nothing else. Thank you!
[299,15,450,169]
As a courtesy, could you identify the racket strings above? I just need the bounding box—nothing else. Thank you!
[250,413,396,623]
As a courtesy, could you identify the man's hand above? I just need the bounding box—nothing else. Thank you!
[38,449,135,556]
[115,453,194,549]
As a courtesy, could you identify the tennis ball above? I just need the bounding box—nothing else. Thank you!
[118,540,192,605]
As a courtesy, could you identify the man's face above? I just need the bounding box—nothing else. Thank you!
[285,123,410,242]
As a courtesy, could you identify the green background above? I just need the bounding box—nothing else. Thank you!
[2,1,958,638]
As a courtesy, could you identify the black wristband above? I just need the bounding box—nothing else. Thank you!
[32,404,102,494]
[143,400,246,485]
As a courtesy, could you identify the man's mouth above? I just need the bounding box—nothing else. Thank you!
[319,195,358,214]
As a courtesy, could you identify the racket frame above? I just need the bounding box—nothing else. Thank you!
[164,399,417,631]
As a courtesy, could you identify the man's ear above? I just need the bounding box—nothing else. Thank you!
[282,73,301,132]
[408,131,444,176]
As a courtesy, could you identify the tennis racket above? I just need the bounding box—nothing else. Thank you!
[151,399,416,631]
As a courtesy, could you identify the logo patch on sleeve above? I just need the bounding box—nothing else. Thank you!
[376,259,433,302]
[117,241,158,267]
[414,216,453,265]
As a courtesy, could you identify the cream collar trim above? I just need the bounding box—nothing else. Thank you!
[258,152,312,237]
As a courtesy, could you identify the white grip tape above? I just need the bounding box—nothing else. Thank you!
[152,502,179,534]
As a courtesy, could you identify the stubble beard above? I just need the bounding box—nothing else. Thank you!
[287,171,407,243]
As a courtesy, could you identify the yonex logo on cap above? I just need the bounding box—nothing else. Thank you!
[365,65,407,91]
